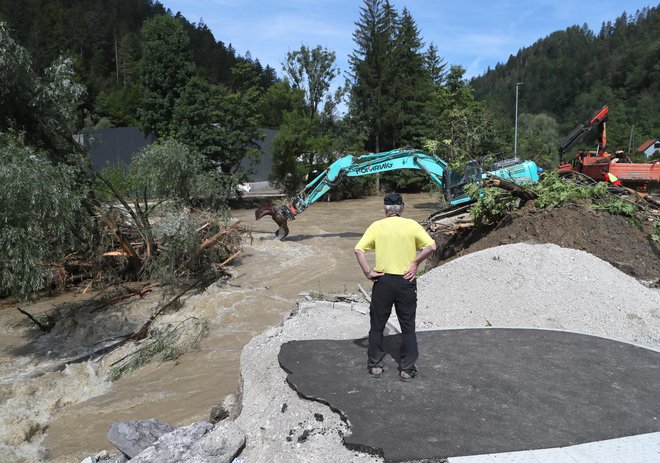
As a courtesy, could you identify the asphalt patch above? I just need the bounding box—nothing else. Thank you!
[278,328,660,462]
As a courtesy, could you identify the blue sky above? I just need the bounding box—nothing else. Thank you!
[161,0,656,80]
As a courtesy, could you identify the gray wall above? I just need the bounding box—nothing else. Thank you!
[242,128,277,182]
[80,127,154,169]
[81,126,277,181]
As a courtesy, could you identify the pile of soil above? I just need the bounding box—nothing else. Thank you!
[430,201,660,286]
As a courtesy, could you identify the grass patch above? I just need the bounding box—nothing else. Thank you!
[110,316,209,381]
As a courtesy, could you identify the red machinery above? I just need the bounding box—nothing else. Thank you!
[557,105,659,195]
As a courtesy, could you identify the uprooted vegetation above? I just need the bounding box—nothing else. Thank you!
[1,135,247,299]
[1,133,251,379]
[429,172,660,285]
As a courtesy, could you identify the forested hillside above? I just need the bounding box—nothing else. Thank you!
[471,5,660,153]
[0,0,277,127]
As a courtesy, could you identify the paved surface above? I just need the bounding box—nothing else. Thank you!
[278,328,660,462]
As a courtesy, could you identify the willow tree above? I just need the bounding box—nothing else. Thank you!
[0,23,90,299]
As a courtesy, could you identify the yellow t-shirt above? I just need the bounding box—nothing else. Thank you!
[355,216,435,275]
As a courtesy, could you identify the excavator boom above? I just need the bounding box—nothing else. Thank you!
[256,148,539,239]
[557,105,659,195]
[558,105,608,161]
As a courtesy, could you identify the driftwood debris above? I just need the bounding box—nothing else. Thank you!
[17,307,51,332]
[95,206,142,271]
[484,176,538,201]
[180,220,243,270]
[427,212,473,235]
[126,279,207,343]
[90,286,153,313]
[618,186,660,209]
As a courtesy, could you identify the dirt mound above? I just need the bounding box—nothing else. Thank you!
[430,202,660,286]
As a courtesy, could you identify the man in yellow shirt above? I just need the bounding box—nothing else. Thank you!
[354,193,437,381]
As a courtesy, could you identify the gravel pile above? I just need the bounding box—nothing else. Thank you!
[233,243,659,462]
[417,243,660,349]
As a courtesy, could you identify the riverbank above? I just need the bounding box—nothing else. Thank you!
[1,194,439,462]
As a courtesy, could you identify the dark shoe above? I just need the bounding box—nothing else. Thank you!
[369,366,383,378]
[399,370,415,382]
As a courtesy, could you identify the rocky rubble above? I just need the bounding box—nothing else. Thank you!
[85,419,245,463]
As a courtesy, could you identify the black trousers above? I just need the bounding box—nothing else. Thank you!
[367,274,418,372]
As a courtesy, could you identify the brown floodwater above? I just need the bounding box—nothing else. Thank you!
[1,193,439,462]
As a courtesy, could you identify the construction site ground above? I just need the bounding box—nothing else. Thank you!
[429,201,660,286]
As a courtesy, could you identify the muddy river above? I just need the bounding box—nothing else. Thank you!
[0,193,439,462]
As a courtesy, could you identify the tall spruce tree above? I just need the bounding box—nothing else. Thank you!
[391,8,432,147]
[349,1,434,152]
[349,0,394,152]
[424,43,447,86]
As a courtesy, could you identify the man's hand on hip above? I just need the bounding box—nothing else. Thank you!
[403,262,418,281]
[366,270,385,281]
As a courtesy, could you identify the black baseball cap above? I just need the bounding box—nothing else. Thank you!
[383,192,404,205]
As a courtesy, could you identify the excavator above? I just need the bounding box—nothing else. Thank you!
[255,148,540,239]
[557,105,660,194]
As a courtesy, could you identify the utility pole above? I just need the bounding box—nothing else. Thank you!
[627,124,635,155]
[114,34,119,85]
[514,82,523,156]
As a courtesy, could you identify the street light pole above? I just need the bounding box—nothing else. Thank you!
[514,82,523,156]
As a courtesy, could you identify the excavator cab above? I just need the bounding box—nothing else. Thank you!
[443,161,482,205]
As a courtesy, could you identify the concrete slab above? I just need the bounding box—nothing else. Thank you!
[278,329,660,462]
[448,432,660,462]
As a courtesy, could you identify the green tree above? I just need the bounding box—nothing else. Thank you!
[0,22,86,163]
[0,24,91,299]
[424,66,503,169]
[0,134,89,299]
[171,77,222,161]
[270,111,317,195]
[424,42,447,85]
[95,86,141,127]
[282,45,341,119]
[391,7,433,146]
[117,32,141,87]
[349,0,396,152]
[516,113,561,169]
[130,139,237,209]
[261,80,306,129]
[211,62,265,175]
[349,1,440,155]
[139,14,195,137]
[270,44,349,196]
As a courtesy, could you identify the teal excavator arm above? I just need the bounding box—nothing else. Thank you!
[255,148,539,239]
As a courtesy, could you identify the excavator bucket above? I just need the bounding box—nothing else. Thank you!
[255,203,290,239]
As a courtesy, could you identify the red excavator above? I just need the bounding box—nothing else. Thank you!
[557,105,659,195]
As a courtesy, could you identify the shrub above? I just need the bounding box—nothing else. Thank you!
[129,139,238,210]
[0,134,89,299]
